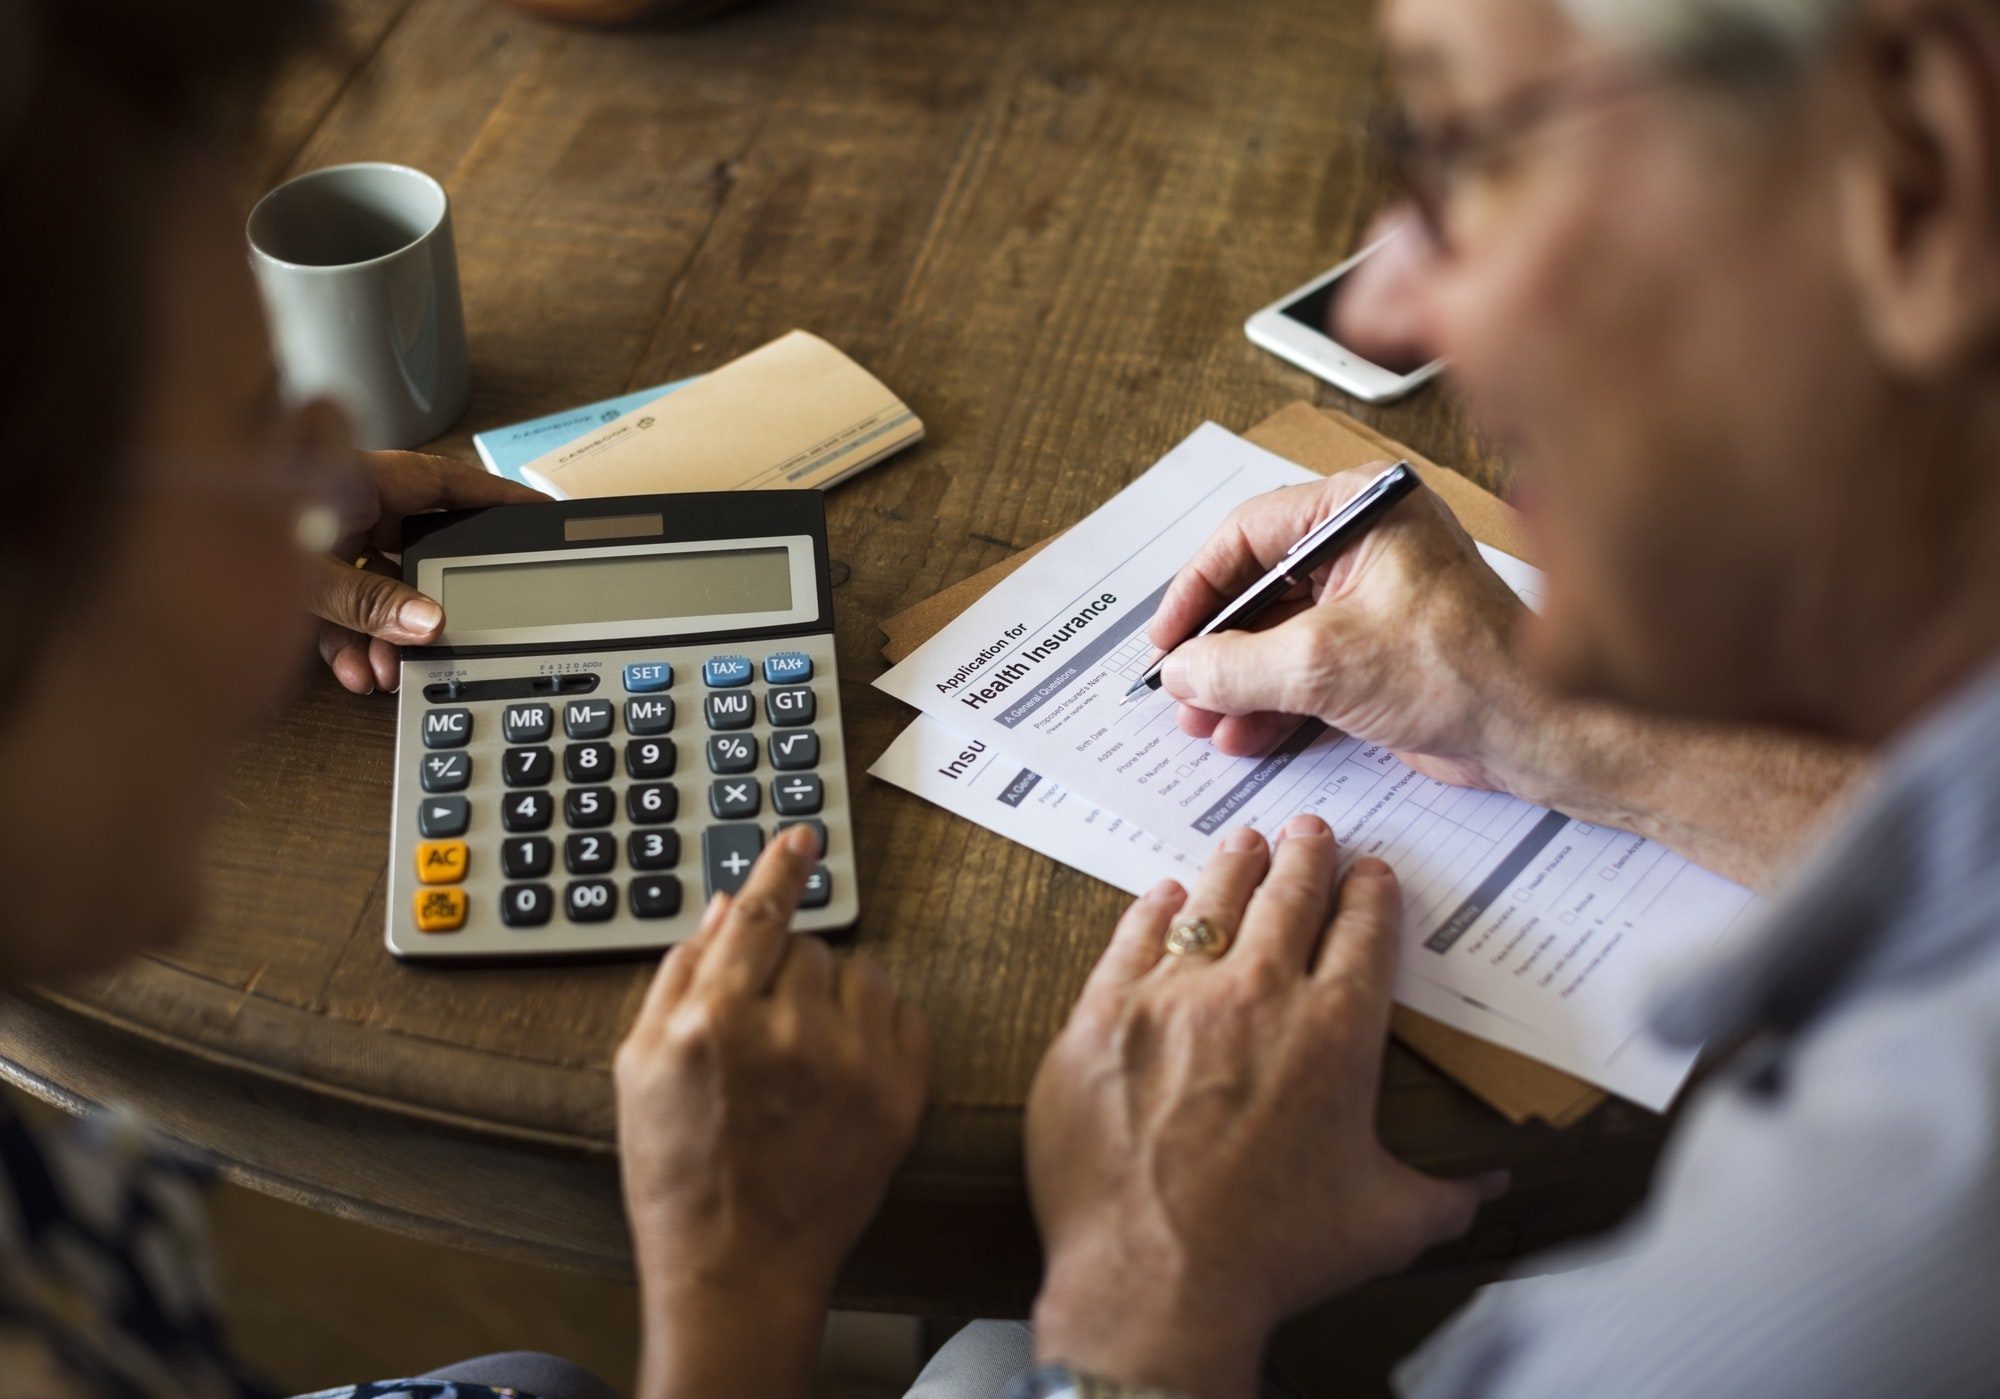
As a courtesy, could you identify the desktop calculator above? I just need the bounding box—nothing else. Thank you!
[385,491,859,960]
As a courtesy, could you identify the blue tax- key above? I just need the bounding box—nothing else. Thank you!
[703,655,754,687]
[763,651,814,683]
[624,661,673,693]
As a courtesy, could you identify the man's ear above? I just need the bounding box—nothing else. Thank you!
[1839,0,2000,374]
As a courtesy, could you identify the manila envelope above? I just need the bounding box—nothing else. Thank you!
[522,330,922,499]
[881,402,1603,1127]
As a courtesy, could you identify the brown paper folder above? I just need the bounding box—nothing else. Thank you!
[880,403,1604,1127]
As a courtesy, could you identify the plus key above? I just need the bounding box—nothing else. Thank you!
[702,824,766,897]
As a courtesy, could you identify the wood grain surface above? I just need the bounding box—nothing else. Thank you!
[0,0,1671,1312]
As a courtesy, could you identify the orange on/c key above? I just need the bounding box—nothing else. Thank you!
[413,888,467,933]
[415,840,469,885]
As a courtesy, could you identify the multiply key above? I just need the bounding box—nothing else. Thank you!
[710,778,760,820]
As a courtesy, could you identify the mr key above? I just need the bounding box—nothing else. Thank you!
[385,492,859,960]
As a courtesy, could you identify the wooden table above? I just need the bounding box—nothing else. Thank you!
[0,0,1673,1316]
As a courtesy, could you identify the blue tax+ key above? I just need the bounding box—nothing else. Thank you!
[763,651,814,683]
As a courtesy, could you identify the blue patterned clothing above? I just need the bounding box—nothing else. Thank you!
[0,1092,531,1399]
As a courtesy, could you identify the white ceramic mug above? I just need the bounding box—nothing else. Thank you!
[247,162,470,450]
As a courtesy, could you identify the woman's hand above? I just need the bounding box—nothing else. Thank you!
[1026,817,1504,1399]
[1147,467,1539,791]
[614,825,932,1399]
[310,449,547,694]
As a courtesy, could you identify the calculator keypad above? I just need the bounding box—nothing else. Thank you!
[390,633,855,958]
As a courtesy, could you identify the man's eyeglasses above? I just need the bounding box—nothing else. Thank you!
[1372,66,1667,254]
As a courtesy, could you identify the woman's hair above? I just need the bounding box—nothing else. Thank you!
[0,0,322,687]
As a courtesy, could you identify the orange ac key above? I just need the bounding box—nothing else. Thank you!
[415,840,469,885]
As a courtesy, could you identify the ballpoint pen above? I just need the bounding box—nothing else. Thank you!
[1121,460,1421,703]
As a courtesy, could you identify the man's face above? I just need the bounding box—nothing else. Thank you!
[1374,0,1894,727]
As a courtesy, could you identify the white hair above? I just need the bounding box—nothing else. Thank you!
[1559,0,1860,71]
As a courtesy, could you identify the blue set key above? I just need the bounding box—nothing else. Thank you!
[703,655,754,687]
[624,661,673,693]
[763,651,814,684]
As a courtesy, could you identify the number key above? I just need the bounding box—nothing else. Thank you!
[707,735,758,774]
[503,746,554,787]
[501,883,553,928]
[502,836,554,879]
[564,787,614,828]
[564,742,613,782]
[566,832,616,875]
[626,739,676,778]
[502,791,553,832]
[564,879,617,923]
[629,829,680,871]
[629,782,678,825]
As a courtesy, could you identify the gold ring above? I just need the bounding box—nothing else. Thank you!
[1164,915,1230,960]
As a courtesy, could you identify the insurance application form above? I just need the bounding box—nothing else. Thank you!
[872,715,1707,1107]
[874,423,1757,1105]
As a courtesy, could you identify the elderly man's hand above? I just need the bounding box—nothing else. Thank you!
[1147,467,1536,792]
[1026,818,1504,1399]
[311,449,548,694]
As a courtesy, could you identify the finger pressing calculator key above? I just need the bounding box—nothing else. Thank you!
[386,492,858,960]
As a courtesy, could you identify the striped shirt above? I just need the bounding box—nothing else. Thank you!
[1398,658,2000,1399]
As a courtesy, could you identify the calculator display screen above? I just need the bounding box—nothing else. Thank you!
[441,547,793,632]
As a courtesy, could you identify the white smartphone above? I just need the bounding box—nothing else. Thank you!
[1244,238,1446,403]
